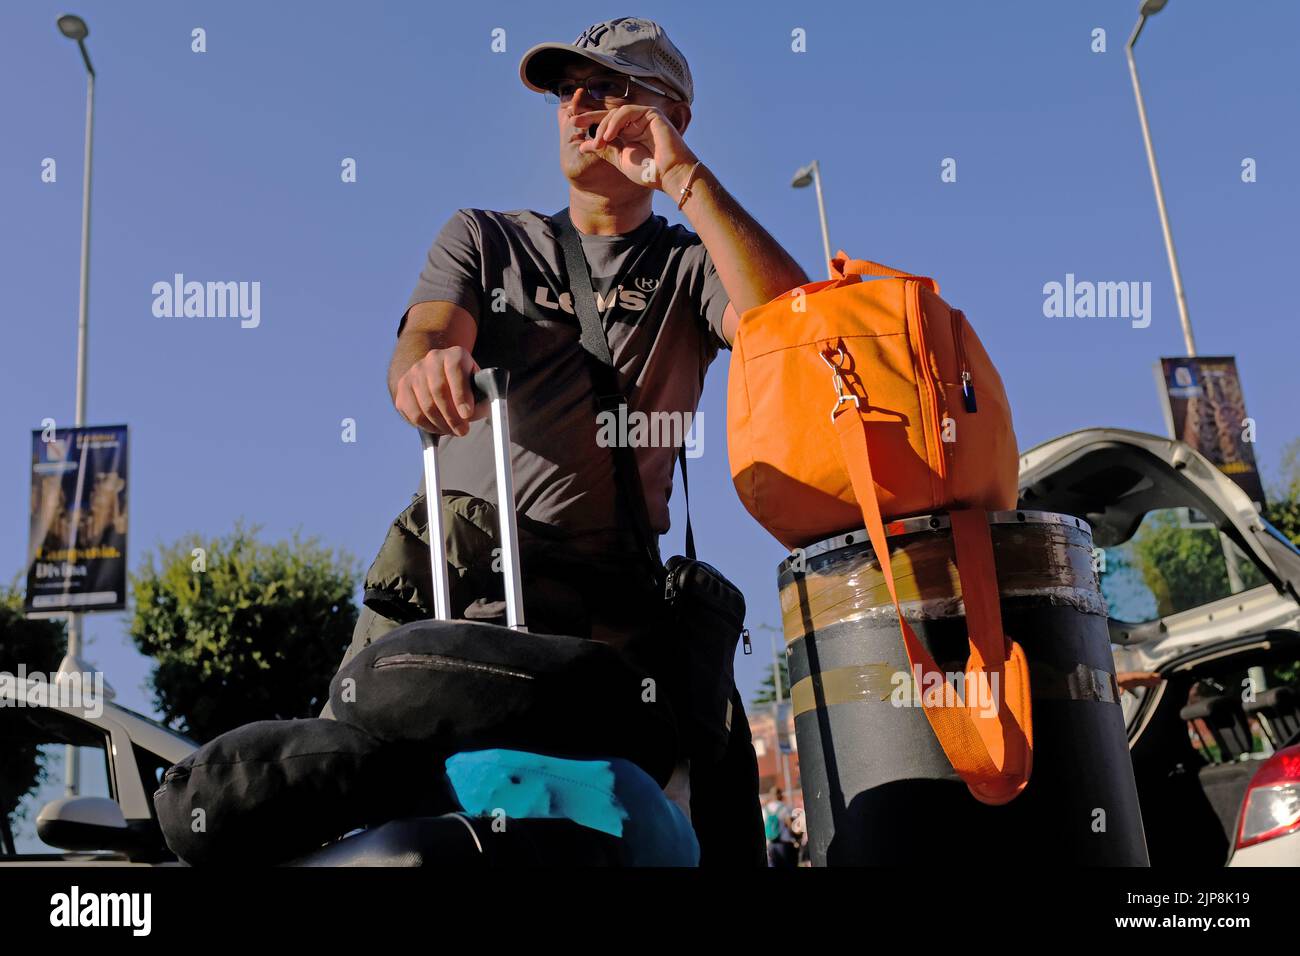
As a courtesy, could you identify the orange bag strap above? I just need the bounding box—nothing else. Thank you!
[827,386,1032,804]
[829,251,940,294]
[948,508,1033,800]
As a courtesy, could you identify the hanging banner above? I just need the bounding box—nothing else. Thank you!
[1156,357,1265,505]
[25,425,129,615]
[776,700,796,754]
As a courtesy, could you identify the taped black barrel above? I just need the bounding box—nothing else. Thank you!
[778,510,1148,866]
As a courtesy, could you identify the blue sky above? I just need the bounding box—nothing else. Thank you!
[1,0,1296,721]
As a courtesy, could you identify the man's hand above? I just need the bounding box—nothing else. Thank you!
[570,106,808,336]
[574,105,699,194]
[393,345,486,437]
[1116,671,1163,693]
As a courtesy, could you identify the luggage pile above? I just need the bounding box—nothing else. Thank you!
[154,370,698,867]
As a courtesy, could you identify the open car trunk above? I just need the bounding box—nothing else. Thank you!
[1019,428,1300,664]
[1017,428,1300,865]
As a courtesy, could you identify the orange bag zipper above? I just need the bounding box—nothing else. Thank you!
[952,309,977,413]
[908,280,947,491]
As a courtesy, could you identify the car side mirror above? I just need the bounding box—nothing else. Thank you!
[36,796,138,854]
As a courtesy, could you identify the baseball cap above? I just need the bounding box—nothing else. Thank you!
[519,17,694,105]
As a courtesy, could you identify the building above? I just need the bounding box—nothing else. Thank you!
[749,706,802,811]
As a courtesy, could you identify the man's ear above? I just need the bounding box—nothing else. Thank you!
[665,102,691,136]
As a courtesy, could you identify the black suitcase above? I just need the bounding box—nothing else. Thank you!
[326,368,678,783]
[296,368,687,866]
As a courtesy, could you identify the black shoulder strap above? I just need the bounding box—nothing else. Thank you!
[552,208,695,571]
[677,444,696,561]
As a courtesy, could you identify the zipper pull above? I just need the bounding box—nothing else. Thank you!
[742,627,752,655]
[961,371,978,413]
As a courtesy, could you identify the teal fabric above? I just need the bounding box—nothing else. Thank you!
[445,749,699,867]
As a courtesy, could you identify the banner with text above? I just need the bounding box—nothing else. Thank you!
[25,425,130,615]
[1157,357,1265,505]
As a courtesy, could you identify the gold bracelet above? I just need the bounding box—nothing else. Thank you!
[675,161,704,210]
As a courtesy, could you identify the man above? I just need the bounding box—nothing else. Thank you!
[763,788,797,868]
[790,806,810,865]
[327,17,807,865]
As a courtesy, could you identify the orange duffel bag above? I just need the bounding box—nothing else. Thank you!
[727,253,1032,805]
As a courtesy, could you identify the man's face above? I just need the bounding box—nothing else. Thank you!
[551,61,678,190]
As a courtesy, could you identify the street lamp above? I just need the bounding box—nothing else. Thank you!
[754,624,796,804]
[1129,3,1247,587]
[769,630,795,803]
[1127,0,1196,355]
[791,160,833,279]
[57,12,95,797]
[57,13,88,41]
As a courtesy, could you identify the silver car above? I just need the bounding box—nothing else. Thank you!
[1021,427,1300,866]
[0,675,196,865]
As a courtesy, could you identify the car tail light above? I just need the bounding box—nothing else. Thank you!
[1236,743,1300,850]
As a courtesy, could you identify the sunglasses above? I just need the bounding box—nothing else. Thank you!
[543,73,680,105]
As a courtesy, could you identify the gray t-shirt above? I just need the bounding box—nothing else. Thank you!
[402,207,730,543]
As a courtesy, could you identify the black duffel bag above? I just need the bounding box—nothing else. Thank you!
[154,718,455,866]
[662,555,749,765]
[327,619,679,787]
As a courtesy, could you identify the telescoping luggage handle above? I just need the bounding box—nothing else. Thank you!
[417,367,527,632]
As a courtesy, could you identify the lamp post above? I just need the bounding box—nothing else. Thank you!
[57,12,95,797]
[792,160,833,279]
[1129,4,1246,587]
[768,629,795,803]
[1126,0,1197,356]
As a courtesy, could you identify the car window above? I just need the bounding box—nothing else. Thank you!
[1100,508,1269,624]
[116,704,198,751]
[133,744,173,820]
[1,708,113,857]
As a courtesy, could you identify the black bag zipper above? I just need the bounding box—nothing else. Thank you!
[372,653,535,682]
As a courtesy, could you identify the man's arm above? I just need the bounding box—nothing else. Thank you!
[575,103,809,347]
[663,163,809,346]
[389,300,484,437]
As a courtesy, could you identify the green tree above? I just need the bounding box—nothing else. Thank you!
[754,624,790,712]
[0,582,68,840]
[752,656,791,708]
[1262,438,1300,547]
[1132,512,1232,617]
[1260,439,1300,685]
[128,524,358,742]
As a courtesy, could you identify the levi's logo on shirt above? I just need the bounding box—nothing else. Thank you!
[534,281,657,316]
